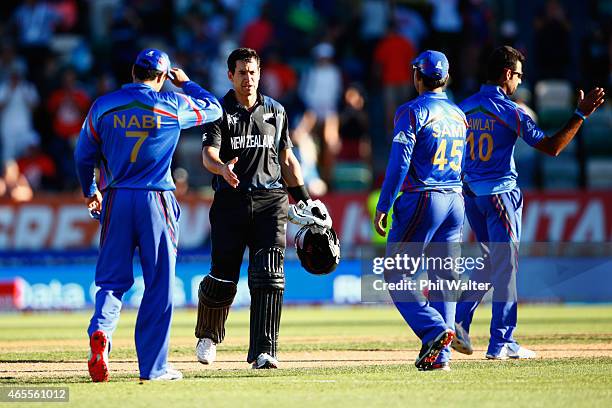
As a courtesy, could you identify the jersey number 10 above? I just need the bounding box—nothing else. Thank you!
[466,132,493,162]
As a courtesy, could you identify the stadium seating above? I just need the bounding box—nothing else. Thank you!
[587,159,612,189]
[333,161,372,191]
[535,80,573,130]
[541,151,579,189]
[582,103,612,156]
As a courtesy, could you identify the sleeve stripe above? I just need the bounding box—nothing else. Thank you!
[514,108,522,138]
[153,107,178,119]
[88,115,101,144]
[178,93,203,125]
[394,106,412,127]
[410,110,417,133]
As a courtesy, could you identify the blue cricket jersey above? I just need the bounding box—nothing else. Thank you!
[75,82,222,196]
[377,91,467,213]
[459,85,545,196]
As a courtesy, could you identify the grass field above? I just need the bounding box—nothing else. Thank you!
[2,305,612,407]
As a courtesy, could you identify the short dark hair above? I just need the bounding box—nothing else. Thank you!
[133,64,163,81]
[486,46,525,81]
[227,48,260,73]
[416,70,448,90]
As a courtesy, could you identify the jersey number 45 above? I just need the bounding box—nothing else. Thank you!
[433,139,464,171]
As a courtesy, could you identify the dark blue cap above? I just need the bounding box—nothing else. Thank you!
[134,48,174,79]
[412,50,449,80]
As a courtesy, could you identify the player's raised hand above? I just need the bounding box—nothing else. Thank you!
[222,157,239,188]
[374,210,388,237]
[576,87,606,117]
[169,68,190,88]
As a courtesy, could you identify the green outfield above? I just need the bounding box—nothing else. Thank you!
[1,305,612,407]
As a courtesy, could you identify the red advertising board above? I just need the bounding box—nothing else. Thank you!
[0,191,611,250]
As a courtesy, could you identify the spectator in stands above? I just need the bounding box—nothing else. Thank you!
[261,48,298,107]
[373,23,416,138]
[93,72,117,99]
[0,0,605,195]
[580,19,610,91]
[0,160,33,202]
[51,0,79,33]
[17,144,57,190]
[47,67,90,190]
[299,42,342,184]
[283,0,321,58]
[459,0,495,96]
[48,67,91,142]
[428,0,463,70]
[10,0,62,84]
[240,3,274,53]
[291,123,328,197]
[534,0,572,80]
[0,43,27,84]
[393,5,428,49]
[209,37,239,97]
[108,5,142,85]
[360,0,389,48]
[355,0,389,86]
[0,66,40,166]
[339,83,371,163]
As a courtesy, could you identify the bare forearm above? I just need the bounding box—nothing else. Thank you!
[281,154,305,187]
[202,147,225,175]
[535,115,583,157]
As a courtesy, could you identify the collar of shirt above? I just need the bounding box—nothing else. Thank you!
[420,91,448,99]
[224,89,264,112]
[122,83,156,91]
[480,84,508,99]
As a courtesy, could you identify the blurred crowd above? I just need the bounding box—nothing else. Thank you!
[0,0,610,201]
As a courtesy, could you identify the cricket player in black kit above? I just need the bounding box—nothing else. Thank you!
[195,48,326,369]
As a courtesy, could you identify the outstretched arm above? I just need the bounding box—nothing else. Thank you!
[534,87,606,156]
[202,146,239,188]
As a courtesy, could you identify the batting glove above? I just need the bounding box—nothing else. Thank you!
[288,199,332,229]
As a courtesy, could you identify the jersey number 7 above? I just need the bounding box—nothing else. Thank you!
[126,131,149,162]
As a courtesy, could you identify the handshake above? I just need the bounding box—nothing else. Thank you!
[288,199,332,229]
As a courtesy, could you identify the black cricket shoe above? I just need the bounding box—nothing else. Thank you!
[419,361,451,371]
[415,328,455,370]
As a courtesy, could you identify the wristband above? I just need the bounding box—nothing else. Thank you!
[574,109,587,121]
[287,185,311,203]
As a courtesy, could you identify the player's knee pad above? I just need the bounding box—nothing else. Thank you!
[195,275,237,343]
[198,274,237,307]
[248,247,285,290]
[249,247,285,291]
